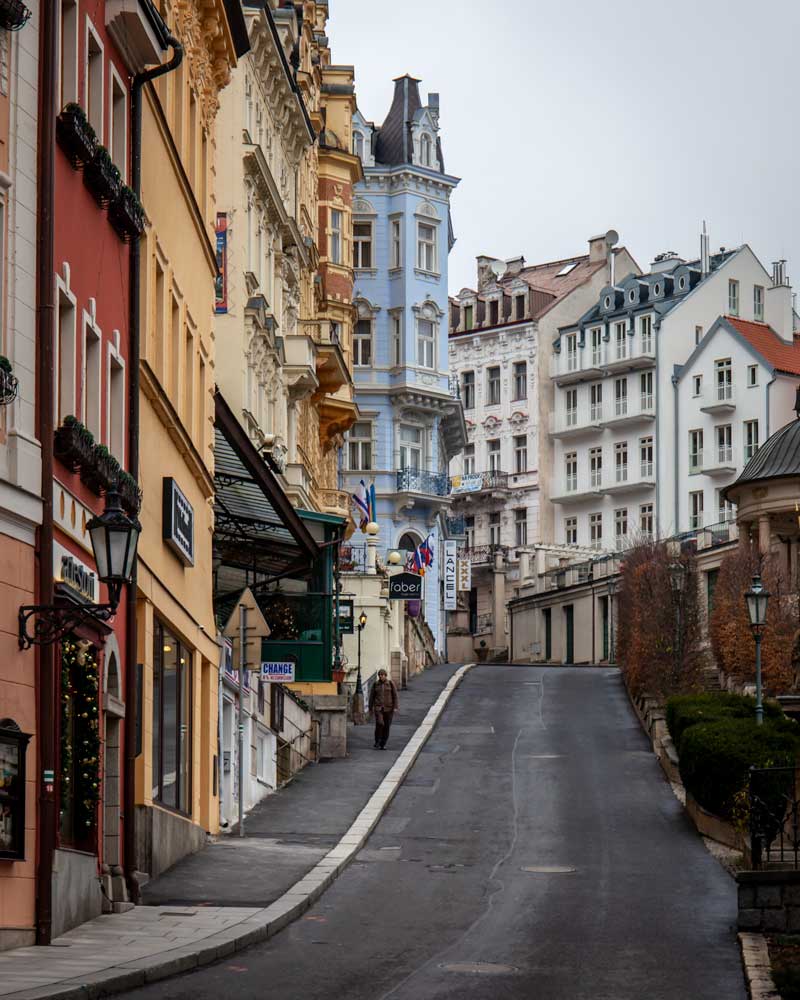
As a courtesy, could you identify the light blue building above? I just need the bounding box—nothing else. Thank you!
[343,76,465,653]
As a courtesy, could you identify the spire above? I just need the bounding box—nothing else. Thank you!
[374,75,422,167]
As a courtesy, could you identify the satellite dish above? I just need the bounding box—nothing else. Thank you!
[605,229,619,248]
[490,259,507,279]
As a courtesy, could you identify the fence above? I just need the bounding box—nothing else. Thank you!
[749,765,800,870]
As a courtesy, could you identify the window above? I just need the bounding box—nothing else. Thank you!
[615,321,627,360]
[565,387,577,427]
[270,684,285,733]
[417,319,435,369]
[695,325,703,346]
[565,452,577,492]
[420,133,432,167]
[461,370,475,409]
[640,436,653,477]
[463,304,474,330]
[692,375,702,397]
[728,279,739,316]
[197,355,206,451]
[399,425,423,470]
[354,318,372,366]
[754,284,764,321]
[184,319,195,426]
[464,515,475,548]
[689,490,704,530]
[353,221,372,269]
[514,435,527,474]
[353,131,364,158]
[590,513,603,548]
[640,371,653,410]
[614,508,628,547]
[170,295,181,402]
[716,424,732,464]
[348,421,372,470]
[83,316,101,438]
[590,447,602,487]
[188,88,197,186]
[60,0,78,107]
[487,366,501,405]
[85,23,104,139]
[390,219,401,268]
[590,383,602,421]
[391,314,403,366]
[488,438,501,473]
[256,731,268,781]
[689,429,704,472]
[151,619,192,813]
[715,358,733,401]
[489,511,501,547]
[329,209,342,264]
[565,333,578,371]
[640,503,653,536]
[640,314,652,353]
[747,365,758,387]
[565,517,577,546]
[463,443,475,475]
[512,361,527,400]
[591,328,603,366]
[515,509,528,547]
[717,489,734,523]
[109,70,127,179]
[57,286,77,424]
[514,295,525,320]
[417,222,437,272]
[489,300,499,325]
[108,350,124,459]
[615,442,628,483]
[615,377,628,416]
[744,419,759,461]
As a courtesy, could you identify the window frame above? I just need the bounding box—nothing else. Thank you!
[514,508,527,547]
[416,317,436,370]
[487,438,501,473]
[84,18,105,142]
[590,446,602,487]
[754,284,764,322]
[689,490,704,530]
[416,221,438,273]
[461,370,475,410]
[390,217,402,269]
[565,517,578,546]
[463,443,475,475]
[486,365,501,406]
[82,308,102,440]
[744,419,759,461]
[108,64,128,181]
[151,618,193,814]
[728,278,740,316]
[565,451,577,492]
[329,208,343,265]
[513,434,527,474]
[353,317,373,367]
[352,219,373,270]
[348,421,373,471]
[589,512,603,548]
[512,360,527,401]
[689,428,704,473]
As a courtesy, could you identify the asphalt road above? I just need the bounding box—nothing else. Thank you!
[126,665,746,1000]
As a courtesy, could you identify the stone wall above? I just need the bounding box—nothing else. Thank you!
[737,870,800,932]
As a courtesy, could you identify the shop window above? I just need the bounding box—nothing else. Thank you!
[152,619,192,813]
[59,638,101,849]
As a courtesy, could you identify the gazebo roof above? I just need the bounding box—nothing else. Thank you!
[724,417,800,500]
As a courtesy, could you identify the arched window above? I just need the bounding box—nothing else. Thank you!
[353,131,364,159]
[398,531,421,555]
[420,133,432,167]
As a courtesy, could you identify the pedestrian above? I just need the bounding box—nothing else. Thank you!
[369,668,398,750]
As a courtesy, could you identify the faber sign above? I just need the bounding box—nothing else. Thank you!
[388,572,424,601]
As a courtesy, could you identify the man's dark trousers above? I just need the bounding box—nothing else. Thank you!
[374,709,394,749]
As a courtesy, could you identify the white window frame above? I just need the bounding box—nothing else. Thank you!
[754,284,764,322]
[514,508,527,547]
[614,442,628,483]
[514,434,527,474]
[416,317,436,369]
[84,18,105,142]
[744,420,759,461]
[716,424,732,464]
[55,268,78,425]
[390,217,402,269]
[565,387,577,427]
[348,421,373,471]
[590,382,602,421]
[692,375,702,397]
[615,321,627,360]
[728,279,740,316]
[106,335,126,462]
[420,132,433,167]
[565,517,577,546]
[614,507,628,546]
[390,312,403,367]
[689,429,704,473]
[416,221,438,273]
[82,306,102,439]
[590,513,602,548]
[487,366,501,406]
[640,436,653,478]
[590,447,602,488]
[565,333,578,371]
[639,314,653,353]
[463,443,475,476]
[488,438,501,473]
[353,218,373,270]
[591,328,603,366]
[353,318,372,367]
[329,208,342,265]
[108,64,128,181]
[512,361,527,401]
[461,370,475,410]
[747,365,759,388]
[615,377,628,416]
[640,503,654,537]
[565,452,577,492]
[59,1,80,109]
[689,490,704,530]
[489,511,501,547]
[353,131,364,159]
[399,423,424,471]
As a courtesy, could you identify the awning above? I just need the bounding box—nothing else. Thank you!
[213,391,319,606]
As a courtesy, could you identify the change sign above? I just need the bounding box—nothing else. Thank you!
[260,661,296,683]
[388,572,424,601]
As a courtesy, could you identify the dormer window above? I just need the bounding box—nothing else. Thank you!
[629,290,635,302]
[514,295,525,320]
[653,283,662,296]
[463,304,474,330]
[420,133,432,167]
[353,131,364,159]
[604,295,612,309]
[489,300,499,325]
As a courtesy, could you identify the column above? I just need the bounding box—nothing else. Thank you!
[759,514,771,555]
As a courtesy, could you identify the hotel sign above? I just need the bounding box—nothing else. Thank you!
[444,541,457,611]
[163,478,194,566]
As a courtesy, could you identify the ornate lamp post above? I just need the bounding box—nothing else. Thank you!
[745,574,770,725]
[352,610,367,722]
[19,489,140,648]
[607,576,617,664]
[668,561,687,680]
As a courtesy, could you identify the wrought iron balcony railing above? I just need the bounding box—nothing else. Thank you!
[461,543,508,565]
[445,515,466,536]
[396,468,451,496]
[339,542,368,573]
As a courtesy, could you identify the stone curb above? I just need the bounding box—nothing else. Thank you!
[739,932,781,999]
[7,663,477,1000]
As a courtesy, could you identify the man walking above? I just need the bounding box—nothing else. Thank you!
[369,669,398,750]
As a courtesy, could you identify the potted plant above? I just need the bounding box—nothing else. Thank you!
[54,416,95,472]
[84,145,121,207]
[80,443,106,494]
[0,355,18,405]
[0,0,32,31]
[56,103,97,169]
[108,184,145,242]
[118,470,142,516]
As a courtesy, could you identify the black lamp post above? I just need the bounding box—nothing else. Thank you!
[356,610,367,697]
[607,576,617,664]
[745,574,770,725]
[19,489,140,648]
[669,561,687,681]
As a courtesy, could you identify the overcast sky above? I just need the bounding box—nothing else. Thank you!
[328,0,800,295]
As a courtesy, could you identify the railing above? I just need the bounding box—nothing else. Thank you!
[448,374,461,399]
[339,542,368,573]
[749,766,800,870]
[397,468,451,496]
[462,544,507,565]
[318,488,350,513]
[445,515,466,536]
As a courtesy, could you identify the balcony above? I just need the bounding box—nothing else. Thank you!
[602,340,656,374]
[599,394,655,429]
[451,470,510,498]
[396,467,451,497]
[700,382,736,414]
[462,544,508,566]
[603,466,656,495]
[695,448,737,477]
[550,350,604,386]
[550,483,604,504]
[549,408,603,439]
[339,542,368,573]
[550,339,655,385]
[318,488,351,518]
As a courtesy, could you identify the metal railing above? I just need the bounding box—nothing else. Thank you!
[462,544,507,565]
[448,374,461,399]
[339,542,368,573]
[396,468,451,496]
[749,766,800,870]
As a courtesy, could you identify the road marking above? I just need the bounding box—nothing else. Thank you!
[521,865,576,874]
[524,753,563,759]
[440,962,518,975]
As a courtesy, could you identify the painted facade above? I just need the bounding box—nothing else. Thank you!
[343,76,465,655]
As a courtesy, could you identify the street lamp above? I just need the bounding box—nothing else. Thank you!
[669,561,687,596]
[387,550,402,566]
[352,610,368,723]
[668,561,687,682]
[19,489,140,648]
[607,576,617,664]
[745,574,770,725]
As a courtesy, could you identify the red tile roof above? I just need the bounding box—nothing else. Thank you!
[725,316,800,375]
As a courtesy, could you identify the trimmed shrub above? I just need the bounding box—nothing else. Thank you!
[666,692,783,748]
[678,717,799,819]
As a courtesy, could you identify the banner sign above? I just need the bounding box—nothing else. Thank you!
[450,473,483,496]
[388,572,424,601]
[457,558,472,592]
[444,541,457,610]
[338,599,354,635]
[261,661,296,683]
[163,478,195,566]
[215,213,228,313]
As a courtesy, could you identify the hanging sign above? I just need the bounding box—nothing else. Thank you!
[389,572,424,601]
[338,599,354,634]
[260,660,296,683]
[163,478,195,566]
[457,558,472,592]
[53,542,98,603]
[444,541,457,610]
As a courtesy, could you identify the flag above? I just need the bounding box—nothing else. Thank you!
[369,483,377,524]
[351,481,369,531]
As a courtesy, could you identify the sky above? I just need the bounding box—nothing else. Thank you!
[328,0,800,295]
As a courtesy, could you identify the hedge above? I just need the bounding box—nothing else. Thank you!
[678,716,799,819]
[666,692,782,749]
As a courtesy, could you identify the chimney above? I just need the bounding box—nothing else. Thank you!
[428,92,440,128]
[766,260,793,341]
[650,251,684,274]
[772,260,788,287]
[700,221,710,277]
[504,256,525,277]
[588,234,607,263]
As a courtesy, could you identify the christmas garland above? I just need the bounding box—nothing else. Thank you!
[60,638,101,833]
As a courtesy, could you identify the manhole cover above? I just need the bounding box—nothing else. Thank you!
[521,865,576,874]
[440,962,517,975]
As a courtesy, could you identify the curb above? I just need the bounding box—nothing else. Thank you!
[739,932,780,999]
[8,663,477,1000]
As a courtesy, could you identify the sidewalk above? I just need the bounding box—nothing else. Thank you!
[0,663,472,1000]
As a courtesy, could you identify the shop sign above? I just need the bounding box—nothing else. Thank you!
[450,473,482,495]
[338,599,354,634]
[389,572,424,601]
[444,541,457,610]
[0,721,31,861]
[261,660,296,683]
[457,558,472,592]
[53,543,98,603]
[163,478,194,566]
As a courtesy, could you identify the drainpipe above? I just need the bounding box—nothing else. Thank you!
[34,0,58,946]
[765,372,775,438]
[123,35,183,902]
[672,373,679,534]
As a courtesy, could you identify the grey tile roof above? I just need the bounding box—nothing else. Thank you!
[726,417,800,495]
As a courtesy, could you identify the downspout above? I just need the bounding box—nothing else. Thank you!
[672,373,679,534]
[124,36,183,902]
[35,0,58,946]
[654,319,662,539]
[766,372,775,438]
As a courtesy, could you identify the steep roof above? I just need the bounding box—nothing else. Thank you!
[725,316,800,375]
[374,75,422,167]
